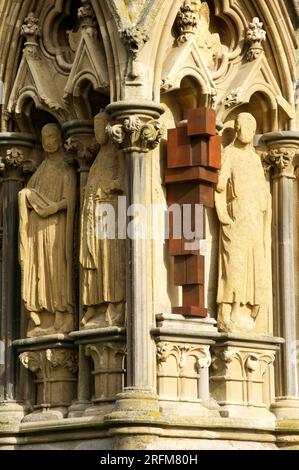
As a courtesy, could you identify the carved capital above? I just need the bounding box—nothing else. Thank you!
[262,148,296,177]
[64,136,98,171]
[107,116,166,153]
[121,26,149,60]
[0,148,37,176]
[246,17,266,61]
[20,348,78,375]
[176,0,199,44]
[156,342,211,370]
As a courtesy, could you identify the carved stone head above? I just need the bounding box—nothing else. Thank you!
[42,123,62,154]
[94,111,110,146]
[234,112,257,145]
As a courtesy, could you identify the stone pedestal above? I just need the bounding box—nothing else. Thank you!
[152,313,219,419]
[210,334,283,421]
[14,335,77,422]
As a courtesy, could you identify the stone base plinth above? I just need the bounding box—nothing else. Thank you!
[104,388,160,423]
[0,401,27,430]
[271,397,299,420]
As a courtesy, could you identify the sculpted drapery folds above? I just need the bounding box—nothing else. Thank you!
[215,113,272,333]
[19,124,76,337]
[80,112,126,328]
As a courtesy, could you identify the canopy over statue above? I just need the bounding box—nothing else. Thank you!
[215,113,272,333]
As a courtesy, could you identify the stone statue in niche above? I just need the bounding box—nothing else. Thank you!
[80,112,126,329]
[194,1,221,67]
[215,113,271,333]
[19,124,77,337]
[176,1,222,67]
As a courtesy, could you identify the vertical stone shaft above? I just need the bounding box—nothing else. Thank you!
[126,150,148,388]
[278,174,297,396]
[1,172,22,400]
[263,132,299,398]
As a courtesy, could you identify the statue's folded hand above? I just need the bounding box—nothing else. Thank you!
[38,203,59,218]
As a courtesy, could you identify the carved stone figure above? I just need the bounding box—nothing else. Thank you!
[80,112,126,328]
[19,124,76,337]
[215,113,271,332]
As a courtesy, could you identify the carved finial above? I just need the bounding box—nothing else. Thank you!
[21,12,41,42]
[246,17,266,61]
[78,0,97,31]
[176,0,199,44]
[121,25,149,60]
[21,12,42,59]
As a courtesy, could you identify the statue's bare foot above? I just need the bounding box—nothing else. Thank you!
[30,312,41,326]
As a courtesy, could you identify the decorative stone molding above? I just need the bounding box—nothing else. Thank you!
[224,88,244,108]
[19,348,78,420]
[85,342,126,404]
[107,116,166,153]
[246,17,266,61]
[176,0,199,44]
[121,26,149,60]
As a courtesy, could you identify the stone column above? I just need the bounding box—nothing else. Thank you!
[62,120,97,417]
[0,132,36,427]
[104,102,165,421]
[262,131,299,419]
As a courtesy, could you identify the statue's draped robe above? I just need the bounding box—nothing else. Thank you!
[19,158,76,314]
[215,146,271,308]
[80,142,125,306]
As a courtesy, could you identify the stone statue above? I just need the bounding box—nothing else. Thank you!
[194,1,221,67]
[80,112,126,328]
[215,113,271,332]
[19,124,76,337]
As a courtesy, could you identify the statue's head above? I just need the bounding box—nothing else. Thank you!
[94,111,110,146]
[42,123,62,154]
[234,113,257,145]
